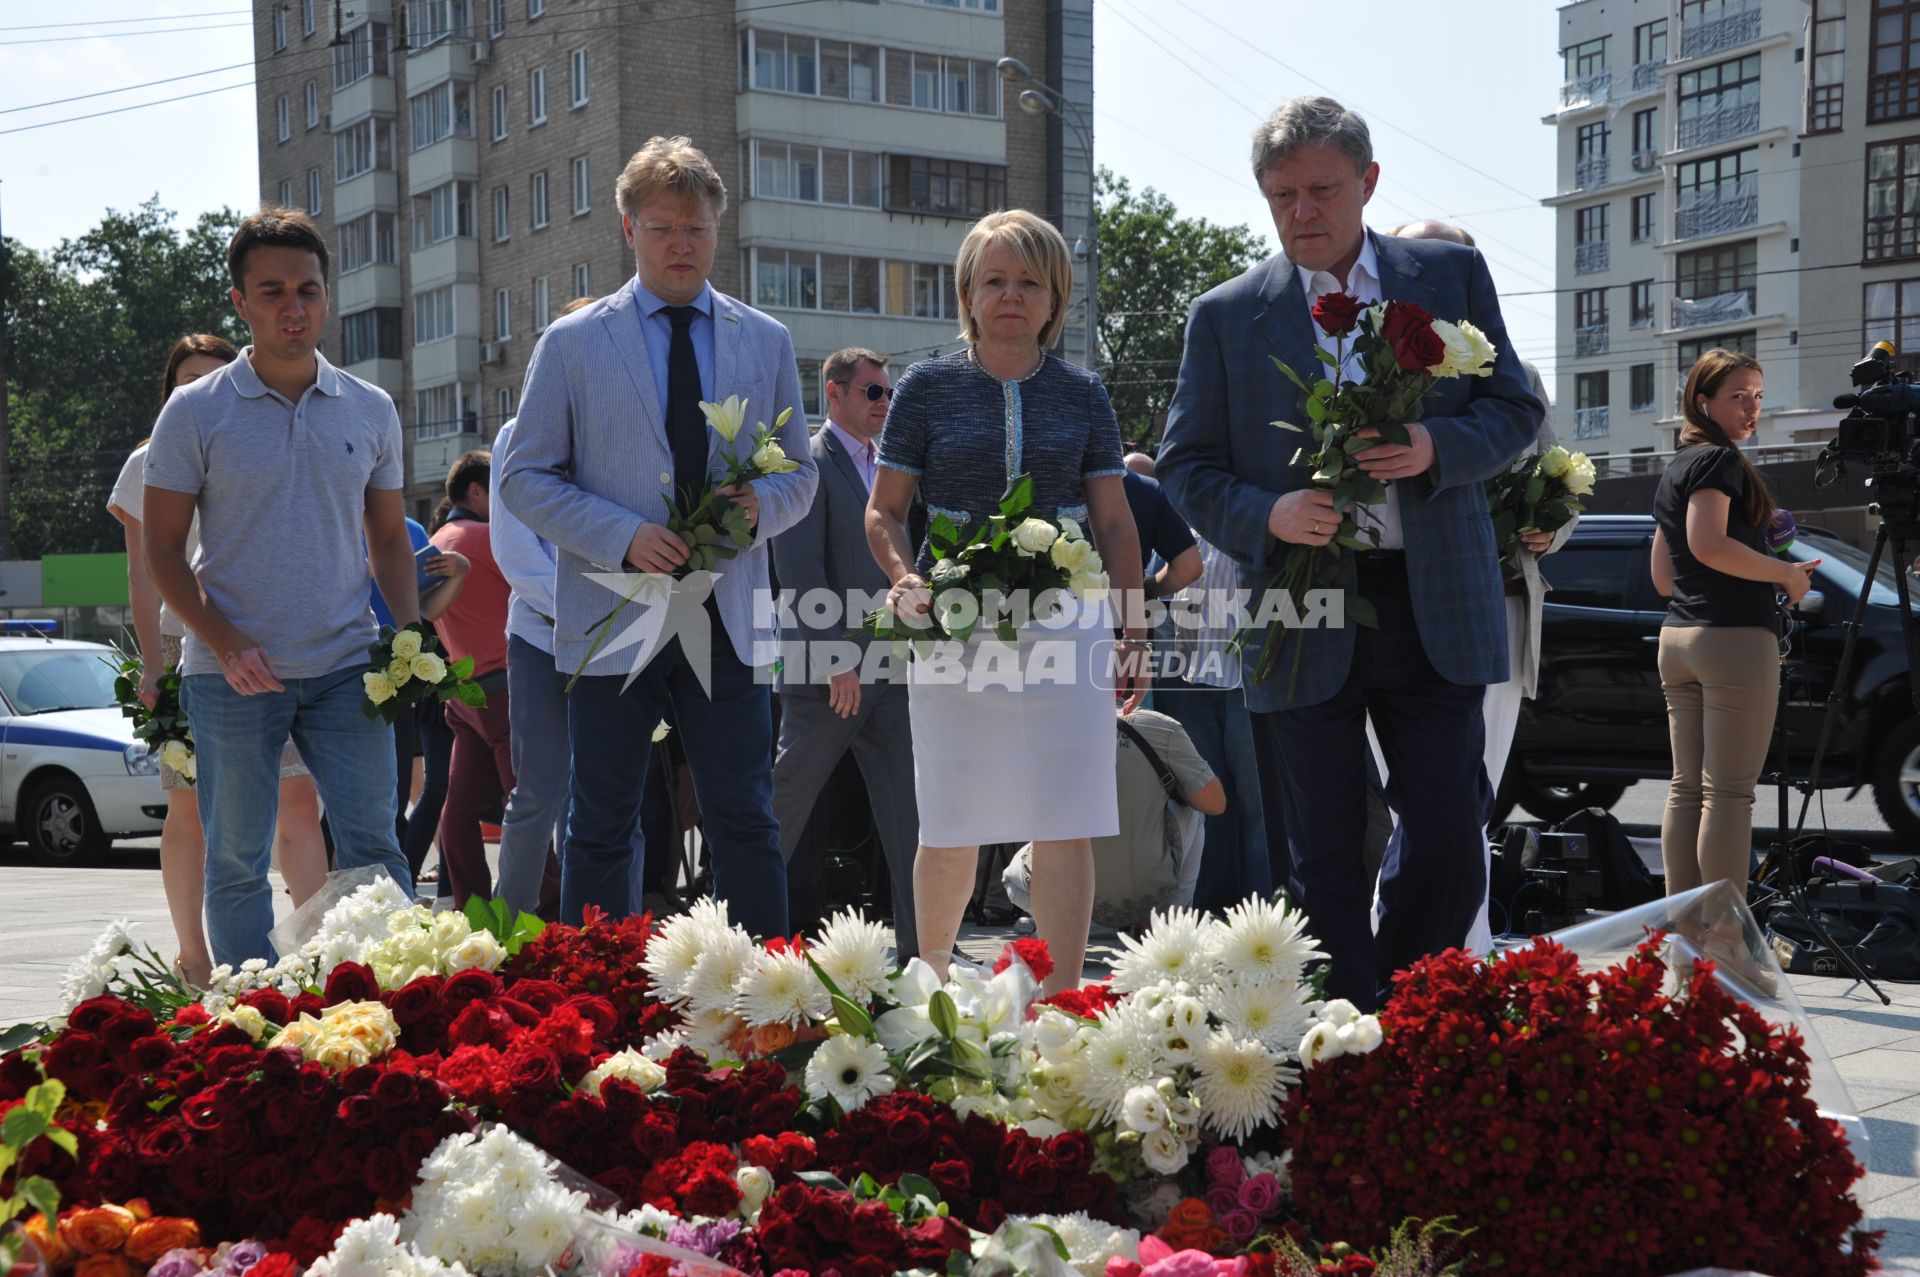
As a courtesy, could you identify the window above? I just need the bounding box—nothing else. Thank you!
[1631,364,1656,411]
[1634,18,1667,67]
[489,0,505,37]
[491,85,508,140]
[817,39,881,102]
[886,154,1008,219]
[1576,121,1610,160]
[301,0,315,36]
[533,276,552,331]
[405,0,473,49]
[910,261,956,319]
[755,249,819,310]
[1630,279,1656,327]
[529,67,548,124]
[1564,35,1609,80]
[1866,136,1920,260]
[492,186,510,242]
[1574,371,1610,441]
[414,285,457,345]
[338,212,398,273]
[1809,0,1845,132]
[1575,204,1608,245]
[415,382,479,439]
[1575,288,1609,330]
[571,156,590,214]
[531,172,550,228]
[1632,192,1657,242]
[572,262,591,297]
[306,82,320,128]
[278,178,294,207]
[1675,240,1758,317]
[1677,330,1756,379]
[307,168,323,215]
[570,48,589,107]
[495,288,513,341]
[1676,54,1760,149]
[906,51,999,116]
[334,117,394,181]
[1632,108,1658,160]
[273,6,287,50]
[333,22,389,88]
[1863,277,1920,371]
[341,307,402,364]
[410,81,475,150]
[277,97,290,142]
[752,30,818,94]
[1674,147,1758,237]
[529,0,545,16]
[1538,542,1628,608]
[746,31,986,113]
[412,181,476,248]
[496,386,514,426]
[1870,0,1920,123]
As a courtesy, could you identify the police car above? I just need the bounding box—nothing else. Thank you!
[0,632,165,866]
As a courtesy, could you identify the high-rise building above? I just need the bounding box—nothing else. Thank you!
[253,0,1092,521]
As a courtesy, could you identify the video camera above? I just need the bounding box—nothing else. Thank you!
[1490,826,1603,935]
[1827,341,1920,468]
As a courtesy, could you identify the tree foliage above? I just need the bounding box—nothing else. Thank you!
[1095,169,1267,448]
[2,198,245,559]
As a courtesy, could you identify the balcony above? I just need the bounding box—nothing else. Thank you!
[1630,308,1657,330]
[1671,291,1755,330]
[1560,70,1614,111]
[1675,177,1758,240]
[1574,153,1611,191]
[1631,60,1666,94]
[1674,100,1761,151]
[1574,406,1612,439]
[1679,3,1761,60]
[1575,240,1610,274]
[1631,149,1660,174]
[1576,323,1610,357]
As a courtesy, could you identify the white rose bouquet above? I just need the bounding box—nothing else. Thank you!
[114,651,196,782]
[361,621,487,723]
[1485,443,1595,580]
[850,474,1107,649]
[668,394,803,575]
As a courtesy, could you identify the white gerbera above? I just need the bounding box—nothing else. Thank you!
[1213,977,1317,1055]
[1211,896,1324,986]
[810,908,895,1005]
[804,1033,896,1111]
[735,948,830,1028]
[1072,1002,1164,1124]
[1108,907,1217,993]
[1193,1032,1293,1142]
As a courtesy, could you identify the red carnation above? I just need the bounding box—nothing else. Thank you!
[681,1167,744,1217]
[992,937,1053,983]
[1311,290,1364,336]
[171,1004,212,1028]
[241,1256,301,1277]
[1379,299,1445,373]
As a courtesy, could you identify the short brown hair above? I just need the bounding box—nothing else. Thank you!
[823,347,889,384]
[160,333,239,408]
[559,295,596,317]
[953,210,1074,350]
[615,135,728,221]
[228,206,330,290]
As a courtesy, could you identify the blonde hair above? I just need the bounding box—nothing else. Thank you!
[614,135,728,221]
[953,209,1074,350]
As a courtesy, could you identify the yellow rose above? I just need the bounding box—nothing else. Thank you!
[445,930,506,973]
[1457,320,1498,376]
[313,1037,371,1072]
[1537,445,1572,479]
[1011,518,1059,555]
[411,651,448,684]
[363,670,396,705]
[1051,536,1097,574]
[1070,569,1110,600]
[1424,319,1476,379]
[1566,452,1597,497]
[750,440,791,473]
[388,656,414,686]
[390,628,425,661]
[219,1005,268,1040]
[159,739,193,774]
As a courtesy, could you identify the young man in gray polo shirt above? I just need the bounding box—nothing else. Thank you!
[144,208,419,965]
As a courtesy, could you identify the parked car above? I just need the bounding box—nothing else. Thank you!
[0,637,165,865]
[1503,514,1920,842]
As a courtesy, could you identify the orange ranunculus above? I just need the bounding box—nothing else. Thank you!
[59,1205,137,1255]
[126,1216,201,1263]
[748,1022,797,1054]
[120,1200,153,1223]
[1167,1197,1214,1230]
[72,1254,140,1277]
[22,1213,73,1267]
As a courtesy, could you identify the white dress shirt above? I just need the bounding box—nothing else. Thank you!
[824,418,877,492]
[488,418,561,653]
[1297,231,1402,550]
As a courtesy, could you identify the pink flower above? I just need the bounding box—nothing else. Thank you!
[1219,1209,1260,1242]
[1131,1236,1248,1277]
[1237,1172,1282,1216]
[1205,1144,1245,1189]
[1205,1184,1240,1217]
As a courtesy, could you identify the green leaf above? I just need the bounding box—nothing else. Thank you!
[18,1174,59,1223]
[804,952,850,1004]
[927,989,960,1042]
[896,1173,942,1205]
[830,992,875,1039]
[796,1170,850,1192]
[1345,595,1379,628]
[997,474,1035,521]
[1270,355,1310,393]
[456,681,488,708]
[904,1037,943,1073]
[0,1023,45,1057]
[41,1127,77,1159]
[1270,419,1304,433]
[1304,396,1327,425]
[853,1171,881,1199]
[1,1107,47,1147]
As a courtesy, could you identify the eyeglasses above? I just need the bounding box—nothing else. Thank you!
[834,380,892,402]
[637,222,717,243]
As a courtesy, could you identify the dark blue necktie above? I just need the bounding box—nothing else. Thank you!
[663,304,706,508]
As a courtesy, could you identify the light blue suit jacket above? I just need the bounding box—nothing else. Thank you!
[497,277,818,677]
[1157,232,1543,712]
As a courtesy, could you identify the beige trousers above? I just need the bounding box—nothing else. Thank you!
[1657,625,1780,894]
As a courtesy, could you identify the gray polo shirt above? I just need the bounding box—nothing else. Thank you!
[145,348,404,679]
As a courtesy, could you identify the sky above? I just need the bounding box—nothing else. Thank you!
[0,0,1564,376]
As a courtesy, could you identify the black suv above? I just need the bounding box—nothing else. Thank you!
[1502,514,1920,842]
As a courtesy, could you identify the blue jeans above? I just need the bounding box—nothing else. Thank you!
[564,633,785,936]
[1155,681,1271,911]
[497,634,639,917]
[184,666,410,965]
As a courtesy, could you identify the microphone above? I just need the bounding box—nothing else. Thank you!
[1766,508,1798,556]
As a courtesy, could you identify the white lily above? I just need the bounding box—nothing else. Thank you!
[698,395,749,445]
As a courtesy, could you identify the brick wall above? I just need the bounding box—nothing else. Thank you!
[1003,1,1052,223]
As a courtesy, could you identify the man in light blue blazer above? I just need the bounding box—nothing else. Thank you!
[498,136,817,935]
[1157,98,1541,1008]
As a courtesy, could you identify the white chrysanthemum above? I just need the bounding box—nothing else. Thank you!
[1211,897,1324,987]
[734,948,830,1028]
[679,1005,744,1060]
[640,901,722,1005]
[682,926,759,1017]
[1214,977,1317,1056]
[512,1187,590,1269]
[641,1028,688,1061]
[804,1033,896,1111]
[810,908,895,1005]
[1020,1213,1142,1277]
[58,956,116,1009]
[1108,908,1217,993]
[310,1213,408,1276]
[1072,1002,1164,1124]
[610,1204,678,1238]
[1193,1032,1293,1142]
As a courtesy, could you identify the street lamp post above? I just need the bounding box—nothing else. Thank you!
[996,57,1098,371]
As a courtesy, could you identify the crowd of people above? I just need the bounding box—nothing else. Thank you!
[110,94,1797,1010]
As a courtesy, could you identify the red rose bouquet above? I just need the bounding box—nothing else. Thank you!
[1243,295,1498,690]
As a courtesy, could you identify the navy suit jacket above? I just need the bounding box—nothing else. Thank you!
[1157,231,1543,712]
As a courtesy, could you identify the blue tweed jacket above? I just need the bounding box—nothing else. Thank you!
[1156,231,1543,713]
[497,278,818,677]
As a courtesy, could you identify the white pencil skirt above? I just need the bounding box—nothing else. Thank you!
[907,593,1119,847]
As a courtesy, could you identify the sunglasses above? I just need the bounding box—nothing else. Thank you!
[836,380,892,403]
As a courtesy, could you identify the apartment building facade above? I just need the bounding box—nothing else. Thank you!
[253,0,1090,521]
[1545,0,1808,459]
